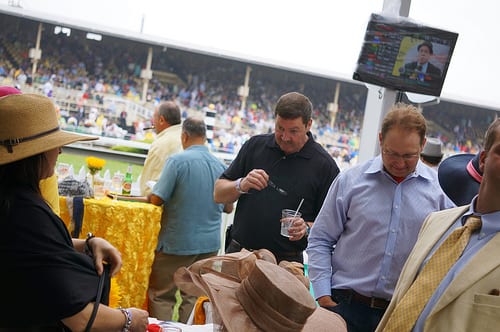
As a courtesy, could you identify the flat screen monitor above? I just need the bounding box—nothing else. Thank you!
[353,13,459,97]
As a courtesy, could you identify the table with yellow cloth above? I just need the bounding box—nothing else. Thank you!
[59,196,162,309]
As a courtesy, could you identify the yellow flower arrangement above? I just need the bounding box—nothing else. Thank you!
[85,156,106,175]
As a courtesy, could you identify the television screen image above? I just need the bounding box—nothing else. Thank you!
[353,13,459,97]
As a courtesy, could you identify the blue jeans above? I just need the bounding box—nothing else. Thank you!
[324,290,386,332]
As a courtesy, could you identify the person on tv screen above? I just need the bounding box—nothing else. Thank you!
[400,41,442,85]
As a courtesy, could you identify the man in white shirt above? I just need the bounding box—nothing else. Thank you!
[139,101,182,196]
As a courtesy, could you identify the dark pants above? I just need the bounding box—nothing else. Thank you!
[324,289,387,332]
[225,239,303,264]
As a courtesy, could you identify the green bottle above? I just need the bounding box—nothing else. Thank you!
[122,165,133,195]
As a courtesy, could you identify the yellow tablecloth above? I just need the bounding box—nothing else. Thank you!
[59,196,162,309]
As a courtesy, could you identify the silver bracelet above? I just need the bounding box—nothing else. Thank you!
[118,308,132,332]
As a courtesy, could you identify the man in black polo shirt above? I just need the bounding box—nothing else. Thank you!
[214,92,340,263]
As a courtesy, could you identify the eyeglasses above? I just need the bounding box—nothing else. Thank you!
[268,179,288,196]
[382,149,420,161]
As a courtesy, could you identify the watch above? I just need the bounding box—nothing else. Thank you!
[305,224,311,236]
[235,177,248,194]
[85,232,95,256]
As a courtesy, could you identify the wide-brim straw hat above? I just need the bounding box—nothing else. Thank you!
[174,249,346,332]
[0,93,97,165]
[438,152,482,206]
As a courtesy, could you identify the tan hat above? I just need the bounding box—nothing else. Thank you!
[421,137,443,157]
[279,260,310,290]
[174,250,346,332]
[0,93,97,165]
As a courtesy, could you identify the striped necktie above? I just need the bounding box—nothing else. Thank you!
[384,215,482,332]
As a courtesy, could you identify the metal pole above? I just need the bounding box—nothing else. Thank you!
[240,65,251,111]
[141,47,153,103]
[330,82,340,129]
[31,23,42,79]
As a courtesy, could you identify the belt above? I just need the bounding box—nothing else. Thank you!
[333,289,390,310]
[276,250,303,257]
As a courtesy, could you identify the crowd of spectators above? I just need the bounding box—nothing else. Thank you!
[0,12,496,168]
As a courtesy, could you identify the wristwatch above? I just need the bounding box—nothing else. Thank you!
[235,177,248,194]
[84,232,95,256]
[305,224,311,236]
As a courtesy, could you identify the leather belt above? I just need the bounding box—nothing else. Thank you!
[333,288,390,310]
[277,251,302,257]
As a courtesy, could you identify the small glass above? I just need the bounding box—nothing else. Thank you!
[111,172,124,193]
[93,175,105,199]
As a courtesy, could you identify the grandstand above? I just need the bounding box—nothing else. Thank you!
[1,5,498,163]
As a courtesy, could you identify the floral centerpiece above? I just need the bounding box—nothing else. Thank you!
[86,156,106,175]
[85,156,106,197]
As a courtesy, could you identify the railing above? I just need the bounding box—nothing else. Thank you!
[22,84,154,125]
[63,135,235,166]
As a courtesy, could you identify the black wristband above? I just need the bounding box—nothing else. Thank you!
[84,232,95,256]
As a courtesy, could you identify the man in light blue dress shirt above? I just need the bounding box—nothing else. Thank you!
[377,118,500,332]
[307,103,455,332]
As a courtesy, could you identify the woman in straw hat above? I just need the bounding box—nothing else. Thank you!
[0,86,62,215]
[0,92,148,331]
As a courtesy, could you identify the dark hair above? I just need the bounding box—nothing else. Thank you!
[0,153,45,218]
[381,102,427,145]
[421,154,443,166]
[274,92,312,125]
[158,101,181,125]
[483,118,500,151]
[182,117,206,138]
[417,41,434,55]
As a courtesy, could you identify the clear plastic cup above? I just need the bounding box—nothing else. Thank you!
[280,209,302,237]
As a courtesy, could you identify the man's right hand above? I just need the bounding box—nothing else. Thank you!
[317,295,337,308]
[214,169,269,204]
[240,169,269,192]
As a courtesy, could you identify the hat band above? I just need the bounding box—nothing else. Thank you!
[466,159,482,183]
[0,126,60,153]
[236,277,309,332]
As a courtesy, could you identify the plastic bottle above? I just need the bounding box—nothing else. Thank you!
[78,166,86,181]
[122,165,133,195]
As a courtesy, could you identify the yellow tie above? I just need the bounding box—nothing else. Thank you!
[384,215,482,332]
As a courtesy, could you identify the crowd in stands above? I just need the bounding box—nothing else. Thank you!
[0,12,496,168]
[421,101,497,155]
